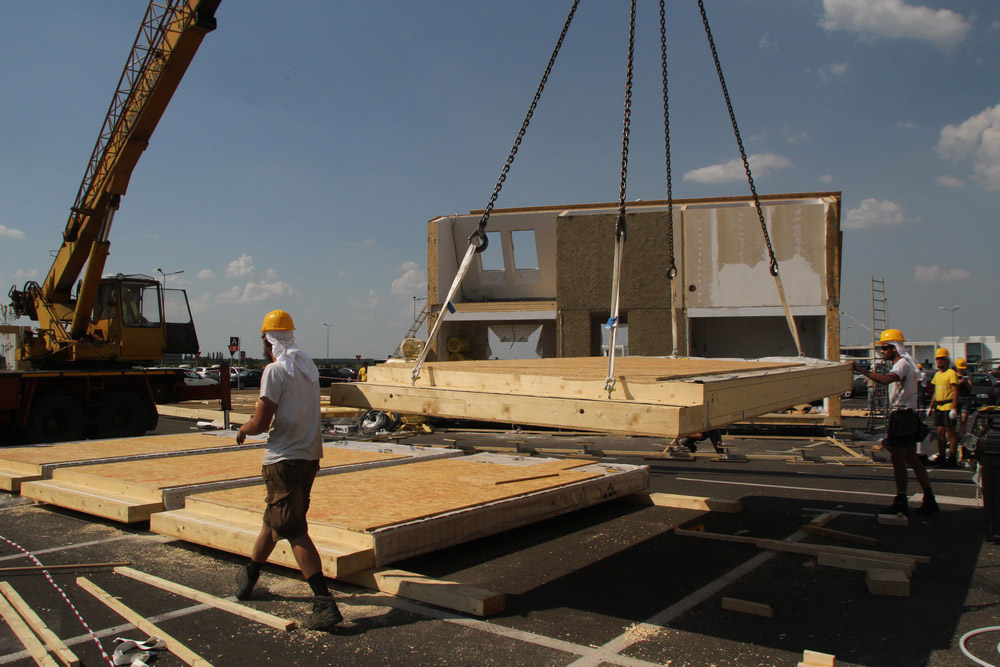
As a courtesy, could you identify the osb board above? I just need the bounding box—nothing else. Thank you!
[50,446,407,499]
[188,457,604,533]
[0,433,252,475]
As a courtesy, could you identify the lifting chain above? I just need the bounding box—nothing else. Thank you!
[696,0,778,277]
[605,0,637,396]
[659,0,677,280]
[468,0,581,254]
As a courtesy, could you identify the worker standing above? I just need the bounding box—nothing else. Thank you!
[235,310,342,630]
[853,329,937,515]
[955,358,973,440]
[929,348,960,467]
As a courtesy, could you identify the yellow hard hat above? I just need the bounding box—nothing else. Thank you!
[261,310,295,332]
[917,363,923,369]
[879,328,905,343]
[956,358,967,369]
[935,347,949,358]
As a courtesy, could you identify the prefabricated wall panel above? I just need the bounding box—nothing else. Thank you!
[151,454,649,574]
[331,356,852,438]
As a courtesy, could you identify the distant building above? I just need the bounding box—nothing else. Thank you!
[937,336,1000,369]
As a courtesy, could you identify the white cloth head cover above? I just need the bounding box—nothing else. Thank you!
[886,340,919,378]
[265,330,320,383]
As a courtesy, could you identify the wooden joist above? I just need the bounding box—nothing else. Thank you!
[721,597,773,618]
[331,356,852,438]
[622,492,741,513]
[0,586,62,667]
[76,577,211,666]
[339,568,505,617]
[0,582,79,666]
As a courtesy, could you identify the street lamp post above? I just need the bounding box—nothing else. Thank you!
[323,323,333,363]
[156,267,183,287]
[412,295,426,321]
[939,305,959,357]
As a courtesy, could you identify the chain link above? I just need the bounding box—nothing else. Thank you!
[469,0,581,253]
[615,0,637,242]
[659,0,677,279]
[696,0,779,276]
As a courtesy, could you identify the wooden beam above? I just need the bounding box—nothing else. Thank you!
[339,568,505,617]
[720,597,773,618]
[802,525,879,546]
[0,582,79,666]
[866,568,910,597]
[0,590,59,667]
[0,562,129,575]
[113,566,295,631]
[623,493,741,513]
[807,512,835,527]
[816,552,915,576]
[76,577,211,667]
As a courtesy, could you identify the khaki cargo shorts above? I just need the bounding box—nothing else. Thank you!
[262,459,320,541]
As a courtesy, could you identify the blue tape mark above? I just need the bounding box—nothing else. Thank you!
[604,316,618,329]
[446,302,456,314]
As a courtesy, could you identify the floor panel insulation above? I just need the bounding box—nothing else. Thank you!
[19,441,461,523]
[151,453,649,577]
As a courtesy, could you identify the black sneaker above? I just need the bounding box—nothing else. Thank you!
[236,565,258,601]
[879,495,909,516]
[916,495,940,515]
[305,595,343,631]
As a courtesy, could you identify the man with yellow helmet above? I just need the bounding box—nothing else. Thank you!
[929,347,960,467]
[954,358,974,442]
[234,309,343,630]
[854,329,937,515]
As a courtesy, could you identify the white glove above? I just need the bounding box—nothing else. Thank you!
[949,409,957,420]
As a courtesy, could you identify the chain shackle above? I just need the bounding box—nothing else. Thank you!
[468,227,490,254]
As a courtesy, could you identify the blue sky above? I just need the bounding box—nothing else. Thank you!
[1,0,997,359]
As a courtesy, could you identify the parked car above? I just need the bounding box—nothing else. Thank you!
[317,367,357,387]
[182,370,218,387]
[230,369,263,388]
[968,372,1000,410]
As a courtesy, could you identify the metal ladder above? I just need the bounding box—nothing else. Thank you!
[866,277,889,431]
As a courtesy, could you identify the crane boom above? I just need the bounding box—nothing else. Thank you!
[10,0,219,365]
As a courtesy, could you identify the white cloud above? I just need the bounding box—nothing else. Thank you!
[341,239,375,248]
[937,104,1000,190]
[0,225,26,240]
[350,289,380,309]
[914,265,971,283]
[217,280,297,304]
[844,198,911,229]
[390,262,427,295]
[189,292,213,315]
[263,268,277,280]
[683,153,792,184]
[13,269,38,280]
[818,174,834,184]
[758,33,776,51]
[819,0,971,49]
[935,175,964,188]
[225,254,254,278]
[817,62,849,83]
[196,269,215,279]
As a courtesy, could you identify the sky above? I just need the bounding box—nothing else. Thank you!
[1,0,997,360]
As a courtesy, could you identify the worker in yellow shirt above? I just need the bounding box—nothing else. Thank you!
[928,347,959,467]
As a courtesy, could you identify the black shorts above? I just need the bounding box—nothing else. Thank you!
[933,409,956,428]
[262,459,320,541]
[886,409,927,447]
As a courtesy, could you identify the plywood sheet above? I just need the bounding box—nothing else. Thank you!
[189,456,601,532]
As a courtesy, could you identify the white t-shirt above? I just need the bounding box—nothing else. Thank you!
[888,357,917,410]
[259,361,323,465]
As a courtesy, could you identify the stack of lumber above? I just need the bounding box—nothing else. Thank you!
[19,441,461,523]
[0,432,261,493]
[152,453,648,576]
[331,356,852,438]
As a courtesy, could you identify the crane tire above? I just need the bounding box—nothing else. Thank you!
[100,392,153,438]
[26,395,87,444]
[358,410,399,435]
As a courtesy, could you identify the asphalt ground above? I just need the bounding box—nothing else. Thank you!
[0,405,996,666]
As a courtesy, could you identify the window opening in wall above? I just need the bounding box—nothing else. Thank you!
[600,324,628,357]
[479,232,504,271]
[511,230,538,270]
[487,324,543,360]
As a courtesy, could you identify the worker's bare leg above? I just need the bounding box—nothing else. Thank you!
[936,425,948,459]
[902,449,931,490]
[250,523,278,564]
[889,447,908,494]
[288,533,323,580]
[946,426,958,459]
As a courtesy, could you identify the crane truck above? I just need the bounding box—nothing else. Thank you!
[1,0,228,444]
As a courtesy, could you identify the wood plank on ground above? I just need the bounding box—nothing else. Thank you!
[0,582,79,666]
[622,492,741,513]
[0,587,60,666]
[339,568,505,617]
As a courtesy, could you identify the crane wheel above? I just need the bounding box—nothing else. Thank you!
[100,392,153,438]
[27,395,87,444]
[358,410,400,435]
